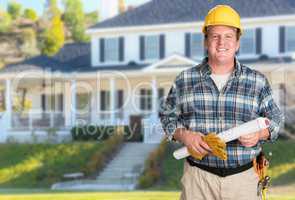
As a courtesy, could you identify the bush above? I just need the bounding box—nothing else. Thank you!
[137,140,167,188]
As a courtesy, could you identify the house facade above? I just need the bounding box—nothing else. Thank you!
[0,0,295,143]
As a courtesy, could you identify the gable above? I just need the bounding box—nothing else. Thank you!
[143,54,197,72]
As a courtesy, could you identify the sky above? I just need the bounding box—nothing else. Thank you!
[0,0,151,15]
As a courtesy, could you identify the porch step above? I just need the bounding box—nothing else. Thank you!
[51,142,158,190]
[95,142,158,189]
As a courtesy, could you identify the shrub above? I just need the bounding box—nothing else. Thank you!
[83,133,124,176]
[137,140,167,188]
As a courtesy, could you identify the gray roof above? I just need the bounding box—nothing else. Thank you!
[91,0,295,29]
[0,43,148,74]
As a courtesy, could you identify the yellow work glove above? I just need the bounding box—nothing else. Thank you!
[188,133,227,160]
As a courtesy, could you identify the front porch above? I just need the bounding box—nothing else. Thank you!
[0,70,176,143]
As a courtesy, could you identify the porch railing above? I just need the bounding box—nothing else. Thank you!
[11,111,65,130]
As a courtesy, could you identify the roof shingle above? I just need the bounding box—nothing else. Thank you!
[91,0,295,29]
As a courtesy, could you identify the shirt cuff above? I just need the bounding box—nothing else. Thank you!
[166,121,185,142]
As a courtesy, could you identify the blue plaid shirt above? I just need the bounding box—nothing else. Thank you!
[160,58,283,168]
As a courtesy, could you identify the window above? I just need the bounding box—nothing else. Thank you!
[145,35,159,60]
[41,94,63,111]
[239,29,255,54]
[105,38,119,62]
[100,90,110,111]
[191,33,204,58]
[140,89,152,111]
[286,26,295,52]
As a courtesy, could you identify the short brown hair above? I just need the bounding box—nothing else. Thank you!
[204,27,241,41]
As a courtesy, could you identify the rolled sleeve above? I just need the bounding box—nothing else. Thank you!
[258,79,284,142]
[159,82,184,141]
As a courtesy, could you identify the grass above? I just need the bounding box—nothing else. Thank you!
[152,139,295,190]
[0,142,103,188]
[0,191,294,200]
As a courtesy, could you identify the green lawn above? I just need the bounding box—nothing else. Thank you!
[0,142,104,188]
[0,191,294,200]
[153,139,295,190]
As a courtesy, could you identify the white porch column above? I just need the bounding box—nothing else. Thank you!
[91,90,97,124]
[96,75,101,125]
[64,82,72,127]
[71,80,77,126]
[152,77,158,116]
[110,77,116,124]
[5,79,12,130]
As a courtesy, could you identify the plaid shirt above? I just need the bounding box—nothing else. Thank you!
[160,58,283,168]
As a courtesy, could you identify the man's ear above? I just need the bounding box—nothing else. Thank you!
[204,38,208,50]
[235,39,240,53]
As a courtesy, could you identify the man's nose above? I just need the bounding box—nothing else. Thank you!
[217,36,225,45]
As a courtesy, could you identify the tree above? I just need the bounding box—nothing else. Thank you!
[40,0,64,56]
[23,8,38,21]
[7,1,22,20]
[21,28,39,57]
[40,15,65,56]
[63,0,88,42]
[44,0,61,20]
[0,10,12,32]
[85,11,99,25]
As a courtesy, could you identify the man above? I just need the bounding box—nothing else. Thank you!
[160,5,283,200]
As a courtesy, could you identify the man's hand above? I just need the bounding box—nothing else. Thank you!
[238,128,270,147]
[173,128,211,158]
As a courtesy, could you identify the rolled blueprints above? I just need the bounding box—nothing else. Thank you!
[173,117,270,160]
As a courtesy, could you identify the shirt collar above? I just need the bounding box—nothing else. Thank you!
[199,57,242,78]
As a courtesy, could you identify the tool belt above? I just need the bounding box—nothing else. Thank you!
[186,157,253,177]
[253,151,271,199]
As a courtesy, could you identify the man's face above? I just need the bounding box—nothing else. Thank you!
[204,25,240,65]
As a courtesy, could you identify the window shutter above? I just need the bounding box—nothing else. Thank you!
[185,33,191,58]
[100,91,105,110]
[119,37,124,62]
[256,28,262,54]
[99,38,105,62]
[140,36,145,60]
[41,94,45,111]
[117,90,124,109]
[279,26,285,53]
[159,34,165,59]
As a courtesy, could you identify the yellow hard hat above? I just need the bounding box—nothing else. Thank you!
[202,5,242,36]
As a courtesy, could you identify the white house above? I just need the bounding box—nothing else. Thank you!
[0,0,295,143]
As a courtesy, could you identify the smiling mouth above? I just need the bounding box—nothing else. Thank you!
[217,48,228,52]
